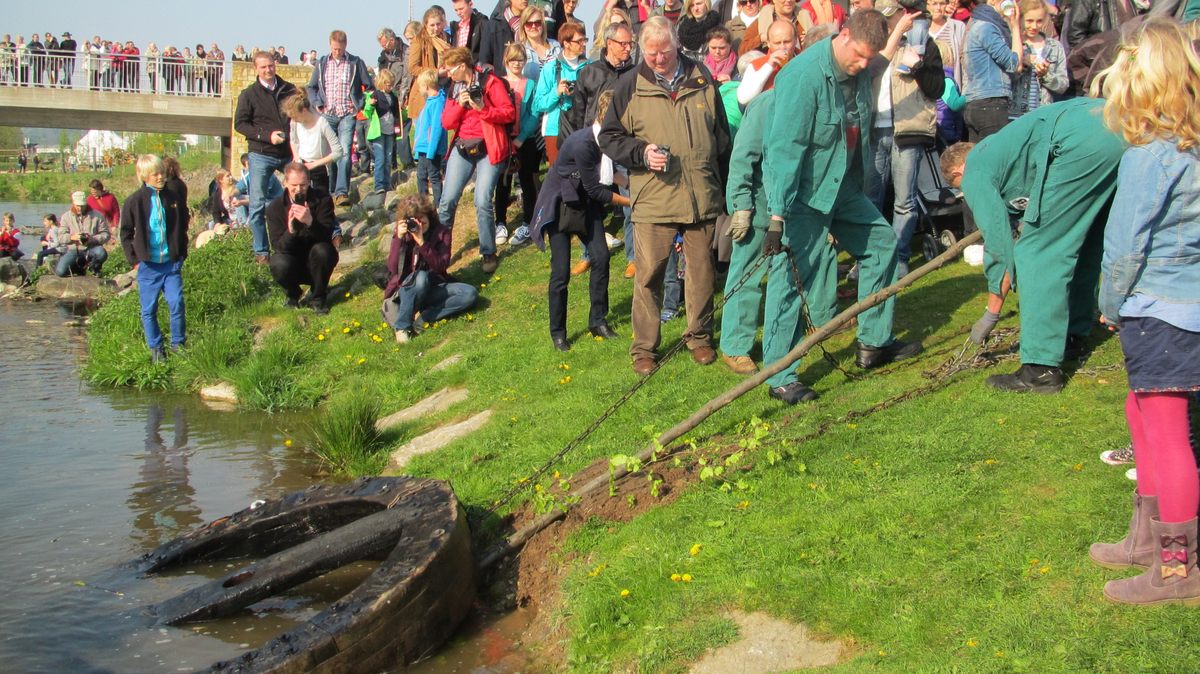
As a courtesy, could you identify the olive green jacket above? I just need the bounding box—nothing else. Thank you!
[764,37,875,219]
[598,56,732,225]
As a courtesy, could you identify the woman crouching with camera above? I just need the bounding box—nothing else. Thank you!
[531,90,630,351]
[437,47,517,275]
[384,195,480,344]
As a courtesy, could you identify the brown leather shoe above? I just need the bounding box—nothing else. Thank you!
[632,357,656,375]
[624,262,636,278]
[721,353,757,374]
[571,260,591,276]
[691,345,717,365]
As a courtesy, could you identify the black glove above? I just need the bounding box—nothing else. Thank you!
[969,309,1001,345]
[762,221,783,256]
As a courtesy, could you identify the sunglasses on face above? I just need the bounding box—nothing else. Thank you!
[525,21,543,27]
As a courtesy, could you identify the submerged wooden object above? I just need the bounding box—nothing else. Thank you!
[135,476,475,673]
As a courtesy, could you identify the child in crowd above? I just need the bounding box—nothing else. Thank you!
[412,69,447,208]
[0,212,22,260]
[1008,0,1067,119]
[284,93,342,195]
[35,214,62,267]
[119,154,190,363]
[1089,18,1200,606]
[364,69,400,194]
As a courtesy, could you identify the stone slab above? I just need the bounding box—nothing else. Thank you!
[388,410,492,470]
[35,275,113,301]
[376,387,469,432]
[199,382,239,404]
[689,611,843,673]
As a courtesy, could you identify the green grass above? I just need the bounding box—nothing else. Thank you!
[81,196,1194,671]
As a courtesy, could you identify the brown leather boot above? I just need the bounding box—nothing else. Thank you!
[1103,517,1200,606]
[1089,493,1158,570]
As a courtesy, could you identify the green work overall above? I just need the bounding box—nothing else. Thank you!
[961,98,1125,367]
[759,38,900,389]
[719,92,775,359]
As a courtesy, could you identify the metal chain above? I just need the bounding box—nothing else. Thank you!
[780,247,864,381]
[478,252,772,521]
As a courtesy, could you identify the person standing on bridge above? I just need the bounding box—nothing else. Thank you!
[306,30,374,207]
[235,50,298,264]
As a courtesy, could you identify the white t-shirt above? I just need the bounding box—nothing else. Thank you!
[875,62,894,128]
[290,116,342,164]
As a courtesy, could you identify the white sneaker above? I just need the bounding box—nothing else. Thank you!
[495,223,509,246]
[509,224,531,246]
[395,329,412,344]
[605,233,623,251]
[1125,467,1137,481]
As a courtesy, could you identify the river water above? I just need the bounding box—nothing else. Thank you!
[0,202,533,673]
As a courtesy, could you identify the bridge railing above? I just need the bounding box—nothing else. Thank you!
[0,52,252,98]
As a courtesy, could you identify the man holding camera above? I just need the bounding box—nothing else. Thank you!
[266,163,339,315]
[234,50,298,263]
[599,16,732,375]
[56,190,110,277]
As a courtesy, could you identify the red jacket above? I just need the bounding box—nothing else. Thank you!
[88,192,121,228]
[441,68,516,165]
[0,228,19,254]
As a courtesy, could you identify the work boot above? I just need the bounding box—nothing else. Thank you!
[768,382,818,404]
[856,339,923,369]
[1104,517,1200,606]
[481,254,500,274]
[1090,493,1158,570]
[986,364,1064,394]
[722,353,758,375]
[1064,334,1088,361]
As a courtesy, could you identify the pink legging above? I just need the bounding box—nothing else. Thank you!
[1127,391,1199,523]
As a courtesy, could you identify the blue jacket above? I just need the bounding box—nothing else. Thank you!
[963,4,1020,103]
[532,56,589,137]
[515,78,540,143]
[1101,139,1200,330]
[306,52,374,115]
[413,91,448,159]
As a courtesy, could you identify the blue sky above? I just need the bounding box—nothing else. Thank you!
[6,0,608,58]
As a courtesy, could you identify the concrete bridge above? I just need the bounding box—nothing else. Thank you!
[0,61,314,168]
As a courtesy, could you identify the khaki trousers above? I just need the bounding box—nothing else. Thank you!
[630,220,715,360]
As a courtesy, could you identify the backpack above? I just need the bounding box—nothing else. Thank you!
[478,65,520,140]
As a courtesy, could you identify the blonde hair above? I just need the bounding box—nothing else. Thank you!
[1095,17,1200,150]
[136,154,165,183]
[375,68,396,90]
[1018,0,1046,17]
[517,6,547,43]
[415,69,439,92]
[282,91,313,119]
[503,42,528,66]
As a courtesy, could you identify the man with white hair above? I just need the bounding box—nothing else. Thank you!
[599,16,732,375]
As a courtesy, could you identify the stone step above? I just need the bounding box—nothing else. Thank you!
[387,410,493,471]
[376,387,469,432]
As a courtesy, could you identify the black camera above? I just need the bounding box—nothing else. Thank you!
[467,81,483,100]
[564,80,576,95]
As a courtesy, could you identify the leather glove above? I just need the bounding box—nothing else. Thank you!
[728,210,752,242]
[969,309,1001,345]
[762,219,784,256]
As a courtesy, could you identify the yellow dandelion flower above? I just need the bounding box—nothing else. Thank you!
[423,323,431,329]
[317,334,326,341]
[619,589,630,597]
[670,573,682,582]
[587,563,606,577]
[466,314,475,321]
[689,544,702,557]
[342,327,351,334]
[1039,566,1050,574]
[736,500,750,509]
[878,651,886,657]
[534,484,544,492]
[480,283,487,289]
[283,439,293,447]
[966,640,978,648]
[356,358,366,365]
[552,471,560,479]
[995,651,1005,658]
[352,321,361,328]
[344,292,351,298]
[681,574,693,583]
[1073,463,1083,472]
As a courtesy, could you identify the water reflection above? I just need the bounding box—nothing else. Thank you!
[127,403,201,550]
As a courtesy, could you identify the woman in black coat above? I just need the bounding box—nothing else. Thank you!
[531,90,631,351]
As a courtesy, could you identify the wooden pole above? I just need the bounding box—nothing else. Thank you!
[480,230,985,569]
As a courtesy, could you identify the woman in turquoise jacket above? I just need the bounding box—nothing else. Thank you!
[533,22,590,164]
[498,44,546,246]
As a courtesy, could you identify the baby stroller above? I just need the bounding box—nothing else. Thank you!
[912,146,965,262]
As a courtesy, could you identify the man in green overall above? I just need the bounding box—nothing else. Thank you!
[758,10,924,404]
[940,97,1126,393]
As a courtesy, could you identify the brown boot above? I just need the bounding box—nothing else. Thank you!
[1103,517,1200,606]
[1089,493,1158,570]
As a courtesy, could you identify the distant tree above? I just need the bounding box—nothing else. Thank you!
[0,127,23,151]
[130,133,182,156]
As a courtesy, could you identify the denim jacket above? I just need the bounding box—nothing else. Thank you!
[1101,139,1200,330]
[963,5,1020,103]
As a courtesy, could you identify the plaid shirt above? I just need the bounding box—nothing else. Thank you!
[323,55,354,117]
[456,18,471,47]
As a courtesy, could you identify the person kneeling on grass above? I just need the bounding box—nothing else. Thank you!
[120,154,190,363]
[267,162,339,315]
[382,195,479,343]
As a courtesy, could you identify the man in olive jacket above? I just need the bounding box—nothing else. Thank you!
[761,10,923,403]
[599,16,732,375]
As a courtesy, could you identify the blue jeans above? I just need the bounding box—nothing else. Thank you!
[866,127,922,276]
[417,154,444,206]
[56,246,107,277]
[907,18,930,57]
[323,112,357,196]
[137,259,186,350]
[247,152,287,255]
[392,270,479,330]
[438,146,506,256]
[370,136,394,192]
[663,246,682,313]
